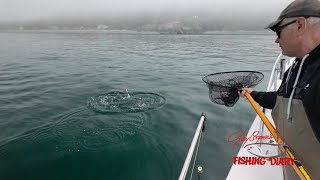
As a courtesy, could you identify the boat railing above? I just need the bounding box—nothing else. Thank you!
[266,53,294,92]
[178,113,206,180]
[267,53,284,92]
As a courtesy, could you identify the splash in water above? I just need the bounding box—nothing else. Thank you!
[125,89,131,99]
[87,91,165,113]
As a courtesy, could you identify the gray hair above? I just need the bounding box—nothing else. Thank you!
[307,17,320,27]
[285,17,320,24]
[285,17,320,28]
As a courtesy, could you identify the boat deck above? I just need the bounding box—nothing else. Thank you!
[226,109,283,180]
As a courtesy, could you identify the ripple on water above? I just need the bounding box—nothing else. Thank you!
[52,108,146,154]
[87,91,166,113]
[0,108,177,179]
[0,108,147,160]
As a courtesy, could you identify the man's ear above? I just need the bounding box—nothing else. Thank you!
[296,17,308,34]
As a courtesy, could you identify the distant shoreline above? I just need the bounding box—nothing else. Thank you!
[0,29,273,35]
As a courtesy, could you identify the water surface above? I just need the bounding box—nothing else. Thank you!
[0,31,280,179]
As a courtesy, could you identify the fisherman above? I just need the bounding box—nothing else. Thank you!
[239,0,320,179]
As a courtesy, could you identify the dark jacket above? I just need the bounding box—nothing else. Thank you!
[251,44,320,141]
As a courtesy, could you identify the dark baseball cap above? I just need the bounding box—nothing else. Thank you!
[266,0,320,30]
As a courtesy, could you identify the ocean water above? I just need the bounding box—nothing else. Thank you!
[0,31,280,180]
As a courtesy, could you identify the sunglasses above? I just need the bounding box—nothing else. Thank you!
[274,19,297,38]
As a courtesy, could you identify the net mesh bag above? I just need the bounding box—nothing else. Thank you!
[202,71,264,107]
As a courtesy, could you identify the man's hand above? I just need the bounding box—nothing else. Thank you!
[238,88,254,98]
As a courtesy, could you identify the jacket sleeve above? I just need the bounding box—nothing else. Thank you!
[250,91,277,109]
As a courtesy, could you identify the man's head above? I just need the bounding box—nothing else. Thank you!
[266,0,320,30]
[266,0,320,58]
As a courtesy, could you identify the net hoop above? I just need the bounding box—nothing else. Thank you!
[202,71,264,107]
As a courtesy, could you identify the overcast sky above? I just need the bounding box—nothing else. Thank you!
[0,0,293,23]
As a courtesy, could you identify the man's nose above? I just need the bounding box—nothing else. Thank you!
[275,37,280,43]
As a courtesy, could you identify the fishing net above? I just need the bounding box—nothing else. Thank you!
[202,71,264,107]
